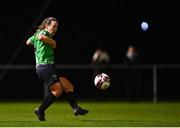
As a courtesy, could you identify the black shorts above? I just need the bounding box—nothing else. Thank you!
[36,64,60,87]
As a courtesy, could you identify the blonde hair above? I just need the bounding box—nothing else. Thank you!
[38,17,58,30]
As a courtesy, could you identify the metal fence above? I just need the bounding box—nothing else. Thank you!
[0,64,180,101]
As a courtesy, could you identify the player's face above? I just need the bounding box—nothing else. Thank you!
[46,21,58,36]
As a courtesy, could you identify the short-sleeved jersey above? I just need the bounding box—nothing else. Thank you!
[28,29,54,64]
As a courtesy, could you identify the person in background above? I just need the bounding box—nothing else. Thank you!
[92,45,111,76]
[123,45,142,102]
[124,45,139,65]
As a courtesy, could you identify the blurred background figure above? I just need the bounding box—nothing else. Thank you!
[91,45,111,76]
[123,45,142,102]
[91,45,111,101]
[124,45,139,65]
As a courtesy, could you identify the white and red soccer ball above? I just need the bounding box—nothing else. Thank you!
[94,73,110,90]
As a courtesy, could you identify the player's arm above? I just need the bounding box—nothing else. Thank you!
[26,37,34,46]
[38,35,56,49]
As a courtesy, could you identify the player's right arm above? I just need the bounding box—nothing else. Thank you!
[26,36,34,46]
[37,34,56,49]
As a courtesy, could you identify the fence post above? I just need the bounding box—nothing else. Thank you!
[153,65,157,102]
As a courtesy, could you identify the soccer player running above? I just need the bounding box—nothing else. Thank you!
[26,17,89,121]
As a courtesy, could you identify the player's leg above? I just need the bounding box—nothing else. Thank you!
[38,82,62,110]
[59,77,89,116]
[34,82,62,121]
[35,65,62,121]
[35,81,63,121]
[50,82,63,97]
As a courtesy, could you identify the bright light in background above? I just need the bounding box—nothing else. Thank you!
[141,21,149,31]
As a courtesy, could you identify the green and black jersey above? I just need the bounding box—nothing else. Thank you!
[28,29,54,64]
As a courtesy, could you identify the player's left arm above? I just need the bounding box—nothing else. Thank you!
[38,34,56,49]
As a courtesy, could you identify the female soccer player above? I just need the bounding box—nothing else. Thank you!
[26,17,89,121]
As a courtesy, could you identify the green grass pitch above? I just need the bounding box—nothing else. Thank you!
[0,101,180,127]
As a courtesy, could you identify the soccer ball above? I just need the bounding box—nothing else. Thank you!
[94,73,110,90]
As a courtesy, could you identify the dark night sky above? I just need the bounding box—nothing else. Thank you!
[1,0,180,100]
[0,0,180,65]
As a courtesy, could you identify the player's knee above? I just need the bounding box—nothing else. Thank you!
[50,82,63,97]
[52,89,62,97]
